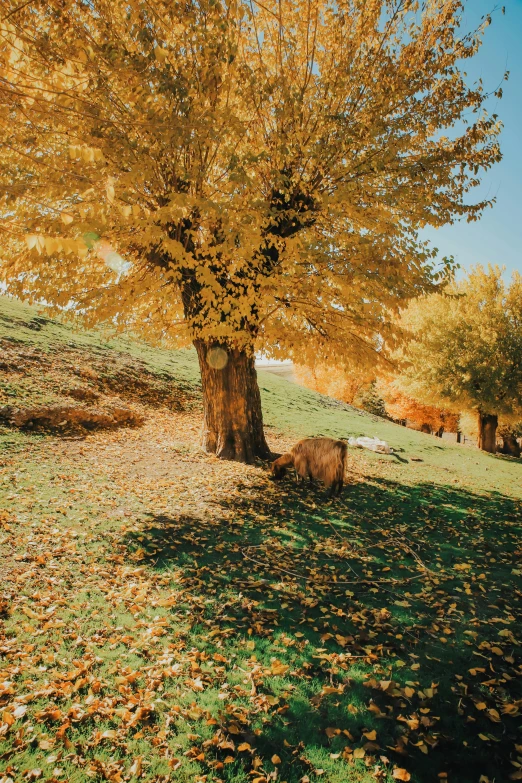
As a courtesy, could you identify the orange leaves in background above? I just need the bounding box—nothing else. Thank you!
[378,379,459,433]
[294,363,374,406]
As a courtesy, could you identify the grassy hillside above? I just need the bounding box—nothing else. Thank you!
[1,294,519,497]
[1,295,521,783]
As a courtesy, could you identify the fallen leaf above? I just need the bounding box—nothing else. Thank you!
[393,768,411,781]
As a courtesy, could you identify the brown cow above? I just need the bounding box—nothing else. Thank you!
[271,437,347,497]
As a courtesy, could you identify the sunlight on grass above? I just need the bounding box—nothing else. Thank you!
[1,296,521,783]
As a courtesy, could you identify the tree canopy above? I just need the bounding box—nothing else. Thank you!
[0,0,504,367]
[378,379,459,433]
[294,362,374,406]
[393,266,522,447]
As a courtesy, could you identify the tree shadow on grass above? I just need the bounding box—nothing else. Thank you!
[121,476,521,783]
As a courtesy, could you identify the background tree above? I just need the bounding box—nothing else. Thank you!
[355,381,387,418]
[0,0,504,461]
[394,267,522,453]
[294,363,374,407]
[378,378,459,435]
[498,422,522,458]
[294,362,386,416]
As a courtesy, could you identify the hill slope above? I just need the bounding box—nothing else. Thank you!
[0,295,521,783]
[1,294,519,496]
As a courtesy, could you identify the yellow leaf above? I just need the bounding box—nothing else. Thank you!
[271,754,281,764]
[129,757,142,777]
[392,768,411,781]
[363,730,377,741]
[353,748,365,759]
[237,743,251,752]
[154,45,167,62]
[190,677,204,691]
[325,727,339,738]
[106,178,115,204]
[270,661,289,676]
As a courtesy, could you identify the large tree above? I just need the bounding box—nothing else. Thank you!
[393,266,522,453]
[0,0,503,461]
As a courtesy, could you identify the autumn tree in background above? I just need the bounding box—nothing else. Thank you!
[294,362,387,416]
[378,379,459,434]
[394,267,522,453]
[295,362,458,429]
[0,0,504,462]
[294,363,374,407]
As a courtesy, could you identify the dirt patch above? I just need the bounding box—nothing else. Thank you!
[64,386,101,402]
[0,403,144,432]
[60,412,359,493]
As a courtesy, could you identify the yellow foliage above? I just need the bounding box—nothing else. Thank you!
[378,378,459,433]
[393,266,522,422]
[0,0,503,363]
[294,363,374,405]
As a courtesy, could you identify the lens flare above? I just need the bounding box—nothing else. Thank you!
[206,346,228,370]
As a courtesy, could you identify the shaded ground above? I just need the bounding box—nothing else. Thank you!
[1,296,521,783]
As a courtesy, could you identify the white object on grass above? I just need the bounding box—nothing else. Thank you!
[348,436,391,454]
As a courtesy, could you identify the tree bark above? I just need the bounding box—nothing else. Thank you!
[194,340,271,463]
[477,412,498,453]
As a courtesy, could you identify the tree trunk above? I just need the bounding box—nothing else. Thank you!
[194,340,271,463]
[456,431,462,444]
[477,412,498,453]
[501,434,521,458]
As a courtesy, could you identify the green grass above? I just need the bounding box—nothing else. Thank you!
[1,295,521,783]
[0,294,201,387]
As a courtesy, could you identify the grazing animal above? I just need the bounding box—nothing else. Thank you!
[271,437,347,496]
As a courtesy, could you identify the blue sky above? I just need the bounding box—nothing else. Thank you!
[422,0,522,278]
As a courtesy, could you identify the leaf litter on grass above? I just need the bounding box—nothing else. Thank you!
[1,294,521,783]
[1,407,521,783]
